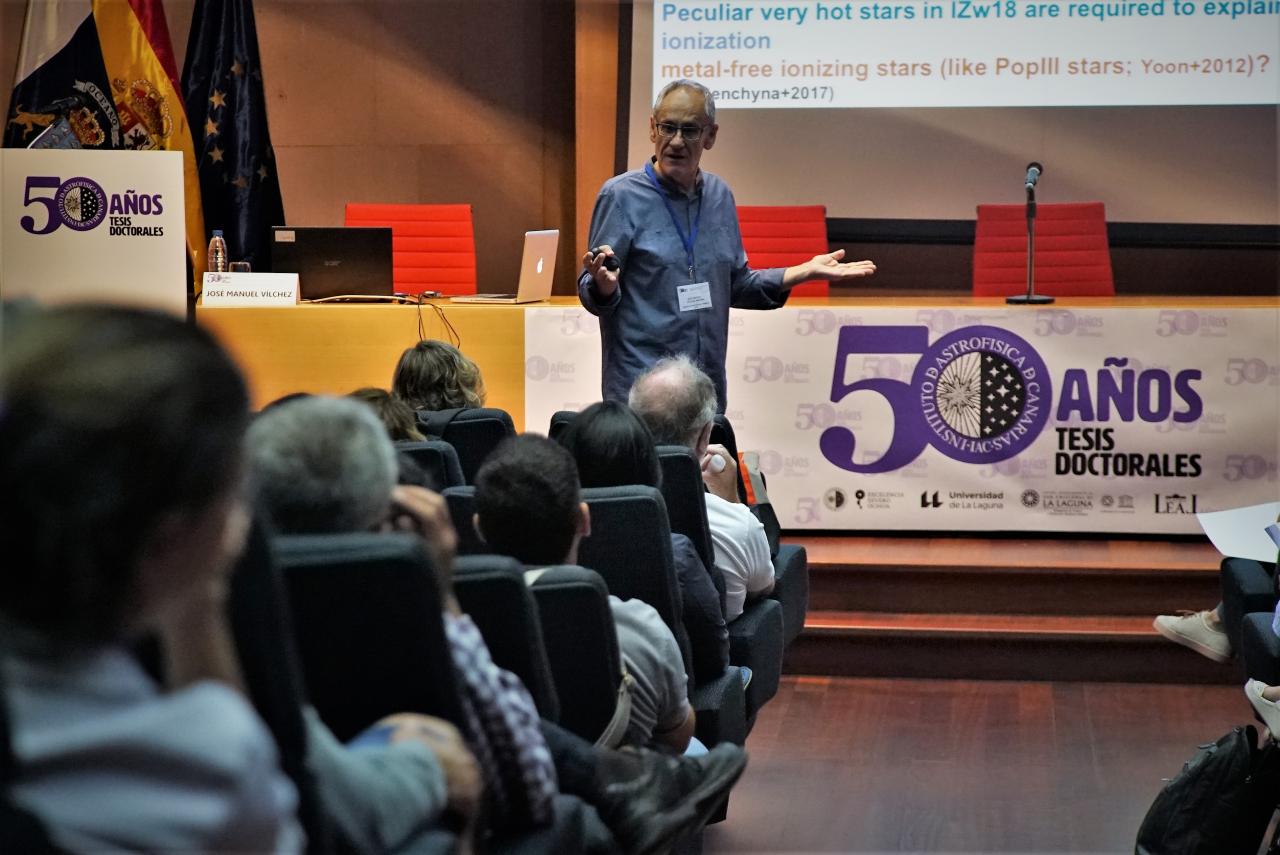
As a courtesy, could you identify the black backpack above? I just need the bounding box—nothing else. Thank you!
[1136,725,1280,855]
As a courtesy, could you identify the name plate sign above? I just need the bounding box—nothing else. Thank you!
[202,272,298,307]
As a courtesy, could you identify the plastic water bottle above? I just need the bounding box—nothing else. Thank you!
[207,229,228,273]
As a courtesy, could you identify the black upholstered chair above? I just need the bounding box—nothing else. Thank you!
[415,407,516,485]
[443,486,487,556]
[578,486,686,665]
[547,410,578,442]
[654,446,784,720]
[771,542,810,647]
[709,414,749,505]
[227,519,335,851]
[394,439,466,490]
[525,565,628,745]
[578,485,748,748]
[271,532,467,742]
[1221,557,1278,658]
[1242,611,1280,686]
[657,444,808,647]
[453,554,560,721]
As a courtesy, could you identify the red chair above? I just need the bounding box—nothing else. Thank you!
[343,203,477,296]
[973,202,1114,297]
[736,205,830,298]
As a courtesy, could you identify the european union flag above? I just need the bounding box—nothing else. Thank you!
[181,0,284,271]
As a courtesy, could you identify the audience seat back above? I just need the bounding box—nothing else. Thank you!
[578,485,694,680]
[343,202,477,296]
[655,445,717,572]
[228,518,333,849]
[272,532,467,741]
[453,554,560,722]
[547,410,577,443]
[525,566,625,745]
[395,439,466,490]
[710,414,750,505]
[443,486,487,556]
[416,407,516,485]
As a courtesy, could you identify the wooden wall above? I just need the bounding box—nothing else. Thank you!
[3,0,580,294]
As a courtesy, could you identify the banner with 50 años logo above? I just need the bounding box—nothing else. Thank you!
[526,302,1279,534]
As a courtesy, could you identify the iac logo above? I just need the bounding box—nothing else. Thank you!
[820,325,1050,473]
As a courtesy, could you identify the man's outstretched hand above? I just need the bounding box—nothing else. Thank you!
[784,249,876,287]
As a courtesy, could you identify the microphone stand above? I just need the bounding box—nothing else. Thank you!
[1007,174,1053,305]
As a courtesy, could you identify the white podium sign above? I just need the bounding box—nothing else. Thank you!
[1,149,186,316]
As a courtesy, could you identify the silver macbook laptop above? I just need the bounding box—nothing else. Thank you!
[451,229,558,304]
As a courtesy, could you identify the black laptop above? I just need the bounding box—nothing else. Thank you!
[271,226,393,300]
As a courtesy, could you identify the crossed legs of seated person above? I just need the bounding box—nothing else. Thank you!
[540,720,747,855]
[1153,604,1232,663]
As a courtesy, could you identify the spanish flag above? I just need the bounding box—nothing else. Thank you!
[4,0,207,288]
[93,0,206,285]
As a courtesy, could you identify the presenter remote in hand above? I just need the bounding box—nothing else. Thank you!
[579,78,876,412]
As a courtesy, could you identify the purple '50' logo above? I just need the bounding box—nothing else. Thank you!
[820,325,1052,473]
[19,175,108,234]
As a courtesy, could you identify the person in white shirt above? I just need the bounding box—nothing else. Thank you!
[629,355,774,621]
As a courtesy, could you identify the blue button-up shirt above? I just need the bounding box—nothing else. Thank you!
[578,161,789,411]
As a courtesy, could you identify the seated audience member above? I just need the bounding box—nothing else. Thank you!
[392,339,486,412]
[249,396,551,831]
[629,356,774,621]
[1245,595,1280,738]
[558,401,730,687]
[0,305,302,852]
[474,435,697,753]
[247,397,747,850]
[349,386,427,442]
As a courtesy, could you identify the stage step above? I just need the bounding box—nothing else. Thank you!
[783,536,1236,684]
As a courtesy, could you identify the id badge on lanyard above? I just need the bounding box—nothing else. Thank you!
[645,162,713,312]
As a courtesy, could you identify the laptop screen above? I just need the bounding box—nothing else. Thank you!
[271,227,393,300]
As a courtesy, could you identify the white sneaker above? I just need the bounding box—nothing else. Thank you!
[1152,610,1233,663]
[1246,679,1280,739]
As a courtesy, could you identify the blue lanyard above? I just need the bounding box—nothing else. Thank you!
[644,161,700,280]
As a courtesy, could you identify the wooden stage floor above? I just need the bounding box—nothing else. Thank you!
[707,675,1251,853]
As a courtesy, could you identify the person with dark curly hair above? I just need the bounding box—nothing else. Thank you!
[392,339,486,412]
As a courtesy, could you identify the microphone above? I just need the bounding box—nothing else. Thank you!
[1025,162,1043,190]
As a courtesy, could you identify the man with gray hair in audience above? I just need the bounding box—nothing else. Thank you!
[249,394,749,854]
[629,355,774,621]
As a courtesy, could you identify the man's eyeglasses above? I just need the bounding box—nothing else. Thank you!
[655,122,707,142]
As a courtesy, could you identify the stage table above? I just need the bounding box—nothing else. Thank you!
[198,295,1279,534]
